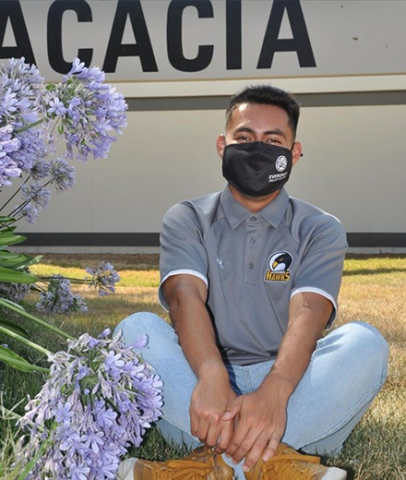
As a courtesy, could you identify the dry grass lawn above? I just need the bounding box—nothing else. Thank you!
[1,254,406,479]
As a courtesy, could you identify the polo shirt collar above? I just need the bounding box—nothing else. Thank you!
[220,185,289,230]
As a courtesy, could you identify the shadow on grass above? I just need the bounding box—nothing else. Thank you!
[38,254,160,271]
[343,267,406,276]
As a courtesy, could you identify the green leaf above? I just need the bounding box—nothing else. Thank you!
[0,235,26,246]
[0,318,29,339]
[0,297,26,311]
[58,123,64,134]
[0,325,52,356]
[0,253,43,270]
[0,346,49,373]
[0,226,19,234]
[0,216,16,224]
[0,298,75,340]
[0,252,31,269]
[0,267,38,284]
[27,254,43,266]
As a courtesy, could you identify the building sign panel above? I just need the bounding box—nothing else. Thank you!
[0,0,404,82]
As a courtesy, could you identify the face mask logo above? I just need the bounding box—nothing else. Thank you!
[222,141,293,198]
[275,155,288,172]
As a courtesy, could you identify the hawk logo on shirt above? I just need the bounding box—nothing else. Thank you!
[265,251,293,282]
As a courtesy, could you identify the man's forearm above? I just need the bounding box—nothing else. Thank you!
[170,297,228,380]
[163,274,236,449]
[260,292,332,397]
[163,274,228,381]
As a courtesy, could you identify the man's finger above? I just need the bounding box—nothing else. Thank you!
[242,431,269,471]
[196,418,210,443]
[222,397,242,421]
[190,410,199,438]
[262,431,282,462]
[214,421,234,453]
[224,421,251,460]
[205,422,222,448]
[230,427,261,465]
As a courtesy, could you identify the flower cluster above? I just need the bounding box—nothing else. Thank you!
[43,58,128,162]
[0,280,30,303]
[36,275,88,314]
[86,262,121,297]
[0,58,45,178]
[17,330,162,479]
[0,57,128,223]
[0,124,21,187]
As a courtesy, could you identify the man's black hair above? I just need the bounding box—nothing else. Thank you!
[226,85,300,136]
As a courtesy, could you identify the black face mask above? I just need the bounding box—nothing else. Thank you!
[222,141,293,198]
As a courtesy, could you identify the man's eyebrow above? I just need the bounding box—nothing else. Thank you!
[263,128,287,139]
[233,126,255,135]
[233,126,287,139]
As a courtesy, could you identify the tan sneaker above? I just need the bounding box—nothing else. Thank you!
[244,443,347,480]
[118,445,234,480]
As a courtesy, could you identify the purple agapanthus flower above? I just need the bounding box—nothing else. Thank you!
[40,57,128,161]
[36,275,88,314]
[0,124,21,187]
[0,56,127,222]
[85,262,120,297]
[0,280,30,302]
[20,203,39,223]
[30,159,51,180]
[48,97,67,117]
[0,58,46,173]
[49,157,75,191]
[17,331,162,480]
[22,182,51,208]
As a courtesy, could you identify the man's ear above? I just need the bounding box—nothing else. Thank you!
[292,141,303,167]
[216,134,226,158]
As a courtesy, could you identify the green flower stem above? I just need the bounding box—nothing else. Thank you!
[0,299,75,340]
[0,175,31,214]
[15,119,44,134]
[16,423,56,480]
[39,276,90,285]
[0,326,53,357]
[1,405,22,421]
[8,200,30,219]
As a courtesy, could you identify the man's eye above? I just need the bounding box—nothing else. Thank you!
[236,135,251,142]
[267,138,281,144]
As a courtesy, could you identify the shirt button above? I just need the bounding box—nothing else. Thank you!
[249,216,257,221]
[250,237,257,244]
[248,262,254,269]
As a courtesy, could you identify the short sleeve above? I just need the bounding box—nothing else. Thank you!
[291,215,348,328]
[159,203,209,311]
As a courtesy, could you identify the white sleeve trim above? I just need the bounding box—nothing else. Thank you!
[159,269,208,311]
[290,287,337,313]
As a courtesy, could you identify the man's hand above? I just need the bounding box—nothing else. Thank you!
[190,373,237,452]
[222,292,332,471]
[222,374,292,471]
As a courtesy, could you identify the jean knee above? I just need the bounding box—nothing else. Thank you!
[114,311,175,344]
[343,321,389,382]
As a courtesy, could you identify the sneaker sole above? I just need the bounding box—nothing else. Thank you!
[117,458,138,480]
[322,467,347,479]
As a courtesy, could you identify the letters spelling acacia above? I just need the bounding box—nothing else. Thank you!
[0,0,315,76]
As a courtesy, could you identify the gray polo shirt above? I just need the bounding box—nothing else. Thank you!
[159,186,347,366]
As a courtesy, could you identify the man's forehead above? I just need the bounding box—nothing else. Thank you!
[227,103,291,133]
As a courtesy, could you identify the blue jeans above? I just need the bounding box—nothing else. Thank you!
[114,313,388,479]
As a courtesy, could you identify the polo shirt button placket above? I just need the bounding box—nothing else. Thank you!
[245,215,260,284]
